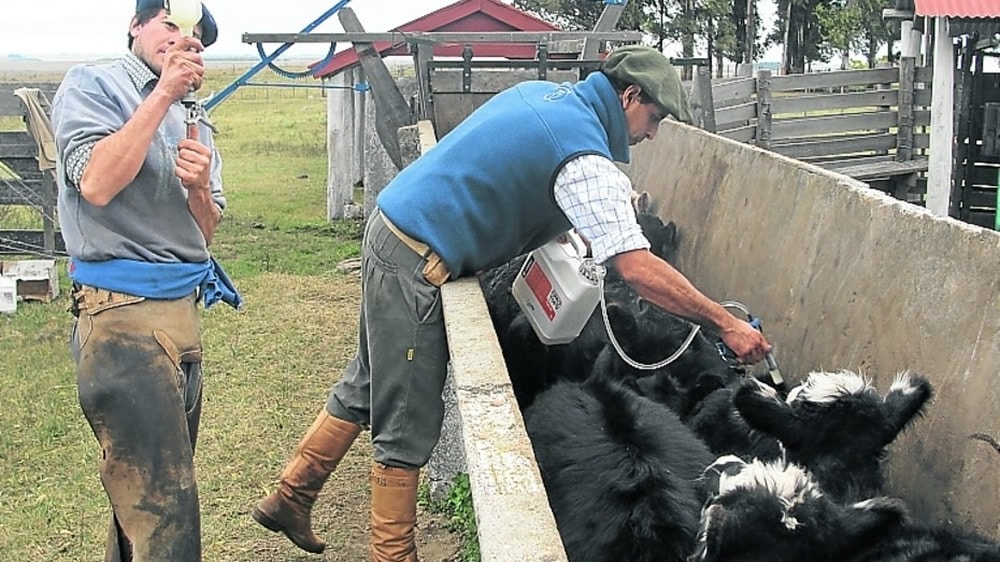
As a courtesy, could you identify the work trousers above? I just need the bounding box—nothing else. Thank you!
[327,210,451,469]
[71,287,204,562]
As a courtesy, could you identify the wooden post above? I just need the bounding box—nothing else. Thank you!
[692,66,717,133]
[41,171,55,254]
[876,62,893,156]
[926,16,954,217]
[896,57,915,163]
[755,69,772,150]
[412,41,434,122]
[582,0,628,60]
[339,7,413,171]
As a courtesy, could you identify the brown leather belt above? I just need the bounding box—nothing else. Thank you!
[379,211,451,287]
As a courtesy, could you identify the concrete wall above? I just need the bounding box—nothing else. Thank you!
[623,121,1000,538]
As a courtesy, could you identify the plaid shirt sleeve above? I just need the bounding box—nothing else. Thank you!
[553,154,650,265]
[64,142,95,190]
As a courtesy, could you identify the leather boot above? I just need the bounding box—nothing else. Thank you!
[253,410,362,554]
[370,463,420,562]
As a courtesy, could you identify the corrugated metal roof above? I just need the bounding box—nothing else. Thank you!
[914,0,1000,18]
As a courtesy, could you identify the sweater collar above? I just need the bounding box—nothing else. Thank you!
[573,71,631,164]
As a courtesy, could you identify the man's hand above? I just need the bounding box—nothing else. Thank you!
[719,320,771,365]
[156,37,206,101]
[175,126,211,192]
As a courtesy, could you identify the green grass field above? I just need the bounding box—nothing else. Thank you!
[0,66,463,561]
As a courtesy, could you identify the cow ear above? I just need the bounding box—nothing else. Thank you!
[881,372,933,444]
[733,379,802,446]
[698,503,727,561]
[631,190,651,213]
[842,497,908,545]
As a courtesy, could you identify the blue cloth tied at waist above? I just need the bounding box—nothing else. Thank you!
[70,257,243,310]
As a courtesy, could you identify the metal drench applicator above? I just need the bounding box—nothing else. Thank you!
[164,0,216,138]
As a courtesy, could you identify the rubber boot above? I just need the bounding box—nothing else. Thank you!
[370,463,420,562]
[253,410,362,554]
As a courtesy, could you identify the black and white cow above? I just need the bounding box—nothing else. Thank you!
[524,372,715,562]
[731,369,933,502]
[691,456,1000,562]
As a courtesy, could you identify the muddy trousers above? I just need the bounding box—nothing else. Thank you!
[71,287,204,562]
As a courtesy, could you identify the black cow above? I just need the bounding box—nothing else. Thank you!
[731,369,933,502]
[691,456,1000,562]
[524,373,714,562]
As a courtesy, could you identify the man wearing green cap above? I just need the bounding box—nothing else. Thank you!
[51,1,237,560]
[253,44,770,561]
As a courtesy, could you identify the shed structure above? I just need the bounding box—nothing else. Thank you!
[278,0,637,219]
[890,0,1000,226]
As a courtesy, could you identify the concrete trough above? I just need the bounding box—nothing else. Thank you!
[428,119,1000,559]
[623,121,1000,538]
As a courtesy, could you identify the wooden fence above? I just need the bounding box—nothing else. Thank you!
[0,81,63,256]
[691,57,932,203]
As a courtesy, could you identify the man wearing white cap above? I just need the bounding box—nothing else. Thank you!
[51,1,237,560]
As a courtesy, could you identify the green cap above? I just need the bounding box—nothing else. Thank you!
[602,45,692,124]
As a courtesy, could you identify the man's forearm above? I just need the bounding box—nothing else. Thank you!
[611,249,738,333]
[187,190,221,246]
[79,90,174,206]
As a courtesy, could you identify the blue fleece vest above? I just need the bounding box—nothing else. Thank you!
[376,71,631,278]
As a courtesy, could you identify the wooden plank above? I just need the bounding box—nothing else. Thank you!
[964,188,999,208]
[712,76,756,107]
[243,31,642,44]
[769,67,898,92]
[714,101,756,125]
[914,89,932,107]
[913,133,930,150]
[914,66,933,83]
[0,144,37,159]
[0,179,46,206]
[827,157,929,181]
[819,154,896,168]
[0,230,65,255]
[771,89,897,115]
[771,111,897,139]
[716,124,756,144]
[2,158,43,180]
[581,0,628,60]
[771,133,897,159]
[965,211,996,229]
[431,69,577,95]
[967,165,1000,186]
[0,82,58,117]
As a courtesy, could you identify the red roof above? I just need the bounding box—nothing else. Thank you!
[311,0,560,78]
[913,0,1000,17]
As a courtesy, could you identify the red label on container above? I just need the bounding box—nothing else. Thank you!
[524,261,556,321]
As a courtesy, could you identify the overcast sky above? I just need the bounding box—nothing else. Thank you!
[1,0,465,59]
[1,0,782,62]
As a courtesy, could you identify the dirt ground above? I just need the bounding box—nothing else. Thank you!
[239,271,463,562]
[244,444,463,562]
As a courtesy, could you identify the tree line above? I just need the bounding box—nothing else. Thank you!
[513,0,904,75]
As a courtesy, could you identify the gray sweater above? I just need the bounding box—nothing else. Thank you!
[53,53,225,264]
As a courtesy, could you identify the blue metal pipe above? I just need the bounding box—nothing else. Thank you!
[203,0,354,111]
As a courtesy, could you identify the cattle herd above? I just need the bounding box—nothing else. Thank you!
[477,203,1000,562]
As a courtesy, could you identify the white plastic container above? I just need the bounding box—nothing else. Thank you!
[512,230,603,345]
[0,275,17,314]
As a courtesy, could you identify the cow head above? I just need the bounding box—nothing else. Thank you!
[691,456,909,562]
[730,370,933,500]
